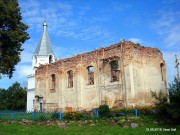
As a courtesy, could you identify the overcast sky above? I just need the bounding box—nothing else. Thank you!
[0,0,180,89]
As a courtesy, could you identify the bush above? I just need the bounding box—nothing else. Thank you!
[111,108,125,117]
[63,111,91,120]
[99,104,112,118]
[138,106,155,115]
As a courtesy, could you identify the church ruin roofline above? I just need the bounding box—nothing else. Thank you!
[36,41,163,71]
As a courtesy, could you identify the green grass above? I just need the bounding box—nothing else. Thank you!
[0,116,179,135]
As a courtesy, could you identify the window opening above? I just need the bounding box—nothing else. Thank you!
[110,60,119,82]
[87,66,94,85]
[68,70,73,88]
[51,74,56,89]
[49,55,53,63]
[160,63,164,81]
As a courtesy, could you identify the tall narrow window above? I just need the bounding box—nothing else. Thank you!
[110,60,120,82]
[68,70,73,88]
[51,74,56,89]
[49,55,53,63]
[160,63,164,81]
[87,66,94,85]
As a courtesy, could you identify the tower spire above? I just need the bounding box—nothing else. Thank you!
[34,21,55,57]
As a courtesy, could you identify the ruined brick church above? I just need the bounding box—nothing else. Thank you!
[27,21,168,112]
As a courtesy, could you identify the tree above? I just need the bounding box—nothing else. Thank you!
[0,82,27,110]
[0,0,29,78]
[0,88,8,110]
[151,77,180,124]
[168,78,180,121]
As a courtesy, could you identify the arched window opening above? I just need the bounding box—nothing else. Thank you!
[87,66,94,85]
[160,63,164,81]
[68,70,73,88]
[49,55,53,63]
[51,74,56,90]
[110,60,120,82]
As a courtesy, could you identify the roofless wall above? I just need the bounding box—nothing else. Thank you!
[35,41,168,111]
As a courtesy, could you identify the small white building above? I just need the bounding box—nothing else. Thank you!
[26,21,56,111]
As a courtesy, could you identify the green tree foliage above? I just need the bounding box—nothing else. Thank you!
[152,77,180,124]
[0,0,29,78]
[151,91,169,117]
[0,88,8,110]
[0,82,27,110]
[99,104,112,118]
[168,78,180,120]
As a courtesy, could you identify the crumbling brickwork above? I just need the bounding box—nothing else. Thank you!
[35,41,168,111]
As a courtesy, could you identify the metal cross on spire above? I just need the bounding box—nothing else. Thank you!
[175,55,180,82]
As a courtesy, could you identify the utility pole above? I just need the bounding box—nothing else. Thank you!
[175,55,180,82]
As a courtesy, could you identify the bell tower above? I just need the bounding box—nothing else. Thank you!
[27,21,56,111]
[32,21,56,71]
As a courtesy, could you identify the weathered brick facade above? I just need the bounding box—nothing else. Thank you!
[34,41,168,111]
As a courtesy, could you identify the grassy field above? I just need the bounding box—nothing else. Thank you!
[0,116,179,135]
